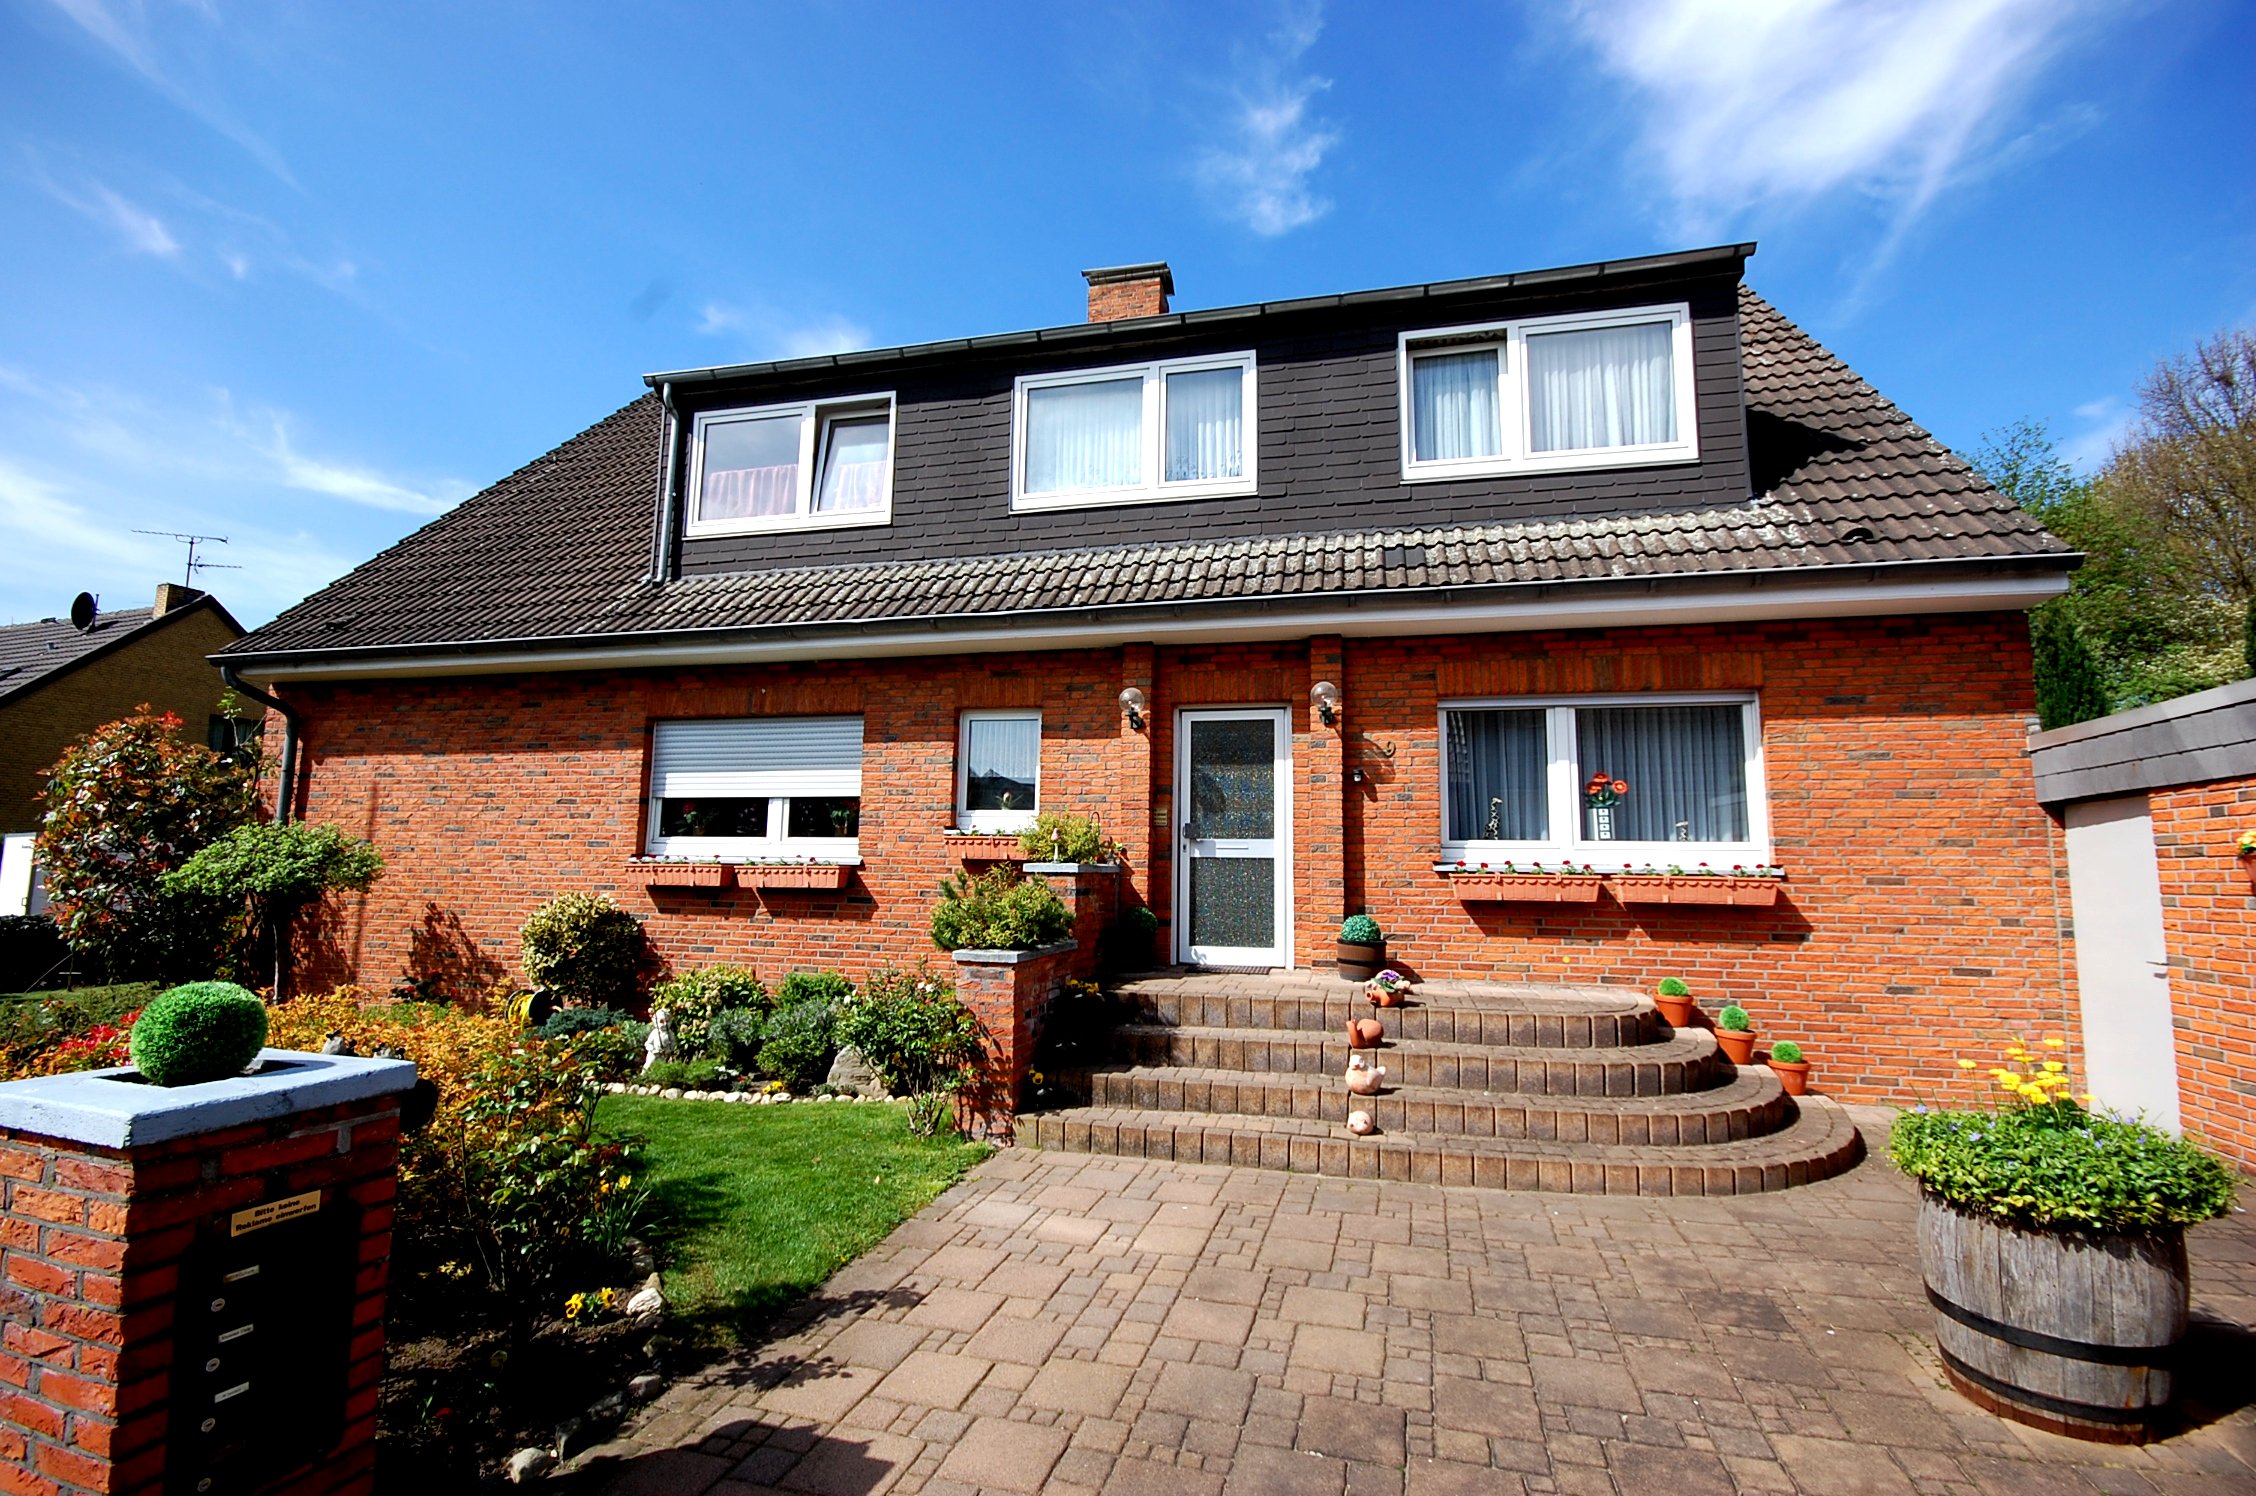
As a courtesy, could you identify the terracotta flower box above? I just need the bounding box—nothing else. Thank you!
[633,861,732,890]
[1611,876,1782,907]
[1447,873,1604,903]
[739,863,851,891]
[947,834,1030,862]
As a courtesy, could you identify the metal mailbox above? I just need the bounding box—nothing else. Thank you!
[165,1189,360,1496]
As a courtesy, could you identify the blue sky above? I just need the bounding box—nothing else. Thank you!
[1,0,2250,628]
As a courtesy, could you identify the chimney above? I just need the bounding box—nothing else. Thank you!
[1082,262,1174,323]
[152,582,202,617]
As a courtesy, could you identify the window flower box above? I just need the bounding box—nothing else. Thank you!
[1610,874,1782,907]
[1444,870,1603,903]
[631,860,734,890]
[944,833,1030,862]
[738,863,852,891]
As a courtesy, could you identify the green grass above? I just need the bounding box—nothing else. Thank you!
[596,1095,989,1343]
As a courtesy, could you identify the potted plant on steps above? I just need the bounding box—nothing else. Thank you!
[1765,1039,1811,1094]
[1336,915,1385,982]
[1890,1039,2237,1443]
[1653,976,1696,1029]
[1714,1004,1756,1065]
[2236,828,2256,892]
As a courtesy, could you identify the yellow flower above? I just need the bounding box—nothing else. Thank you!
[2041,1061,2065,1073]
[565,1293,585,1319]
[1956,1059,1977,1070]
[2041,1037,2066,1049]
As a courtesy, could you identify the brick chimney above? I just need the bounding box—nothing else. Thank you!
[1083,262,1174,322]
[152,582,203,616]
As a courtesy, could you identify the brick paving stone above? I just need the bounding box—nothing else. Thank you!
[582,1129,2256,1496]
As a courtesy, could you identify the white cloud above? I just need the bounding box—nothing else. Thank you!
[1194,4,1340,236]
[44,0,297,184]
[256,415,461,516]
[32,171,181,257]
[693,302,873,360]
[2061,394,2132,475]
[1566,0,2116,236]
[775,318,873,360]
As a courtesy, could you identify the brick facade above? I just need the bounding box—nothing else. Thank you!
[0,1092,401,1495]
[283,610,2069,1107]
[2149,775,2256,1169]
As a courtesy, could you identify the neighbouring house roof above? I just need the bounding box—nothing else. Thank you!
[221,279,2073,674]
[0,595,242,707]
[2027,678,2256,806]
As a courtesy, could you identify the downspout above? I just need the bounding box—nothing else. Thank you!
[220,664,298,826]
[648,381,681,583]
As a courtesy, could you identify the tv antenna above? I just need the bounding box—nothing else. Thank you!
[132,531,242,589]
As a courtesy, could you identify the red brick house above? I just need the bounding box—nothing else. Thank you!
[218,245,2077,1108]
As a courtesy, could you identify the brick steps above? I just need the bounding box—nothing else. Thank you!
[1018,1094,1866,1196]
[1113,1024,1728,1096]
[1112,977,1659,1047]
[1071,1064,1792,1144]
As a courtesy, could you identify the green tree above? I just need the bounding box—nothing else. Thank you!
[164,822,384,997]
[36,708,258,982]
[2029,604,2109,729]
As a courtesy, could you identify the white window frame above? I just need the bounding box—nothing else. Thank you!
[1398,304,1698,482]
[955,709,1042,832]
[644,717,864,863]
[1436,692,1770,868]
[683,393,897,538]
[1010,351,1258,511]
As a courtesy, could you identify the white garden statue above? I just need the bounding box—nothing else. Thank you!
[642,1007,678,1073]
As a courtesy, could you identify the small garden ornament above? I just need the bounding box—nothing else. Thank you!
[641,1008,679,1074]
[1336,914,1385,981]
[1346,1015,1384,1050]
[1715,1003,1756,1065]
[1345,1109,1375,1136]
[1584,772,1628,840]
[1365,969,1411,1008]
[1344,1052,1384,1095]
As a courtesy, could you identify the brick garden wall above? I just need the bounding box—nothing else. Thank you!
[284,612,2069,1105]
[2148,775,2256,1169]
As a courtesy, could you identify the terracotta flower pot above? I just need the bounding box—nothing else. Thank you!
[2239,852,2256,894]
[1347,1016,1384,1050]
[1336,939,1384,981]
[1768,1058,1811,1095]
[1715,1028,1757,1065]
[1654,995,1696,1028]
[1368,984,1405,1009]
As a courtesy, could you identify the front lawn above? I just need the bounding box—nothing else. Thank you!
[597,1095,989,1343]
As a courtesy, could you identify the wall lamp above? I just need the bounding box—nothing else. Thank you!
[1119,687,1148,732]
[1311,680,1343,728]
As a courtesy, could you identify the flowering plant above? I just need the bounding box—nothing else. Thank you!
[1365,969,1411,1002]
[1582,773,1628,809]
[2236,829,2256,856]
[1890,1036,2235,1231]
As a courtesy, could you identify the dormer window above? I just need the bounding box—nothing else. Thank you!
[1399,305,1696,480]
[686,395,895,536]
[1012,353,1256,510]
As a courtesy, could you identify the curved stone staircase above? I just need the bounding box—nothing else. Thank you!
[1019,973,1864,1195]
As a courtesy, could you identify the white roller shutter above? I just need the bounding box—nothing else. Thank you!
[651,717,863,799]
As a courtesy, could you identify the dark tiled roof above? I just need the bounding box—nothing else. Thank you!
[0,607,158,702]
[225,286,2069,665]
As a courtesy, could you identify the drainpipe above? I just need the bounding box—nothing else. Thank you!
[220,664,298,826]
[648,381,681,583]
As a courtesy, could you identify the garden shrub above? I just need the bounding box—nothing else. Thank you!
[775,969,852,1008]
[0,983,152,1080]
[519,894,643,1008]
[758,998,838,1092]
[1768,1040,1802,1064]
[835,966,984,1096]
[1656,976,1691,997]
[37,708,258,982]
[651,964,769,1057]
[129,981,267,1086]
[535,1006,633,1040]
[930,869,1073,952]
[638,1058,730,1090]
[1717,1004,1752,1032]
[163,821,382,995]
[1893,1104,2235,1232]
[1017,810,1109,863]
[1338,914,1381,945]
[705,1008,767,1070]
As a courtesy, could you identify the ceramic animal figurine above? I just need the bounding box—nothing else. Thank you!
[642,1007,678,1073]
[1347,1016,1384,1049]
[1346,1110,1375,1136]
[1345,1054,1385,1095]
[1365,969,1411,1008]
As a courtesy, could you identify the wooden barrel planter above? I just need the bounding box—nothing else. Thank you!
[1917,1193,2188,1443]
[1335,939,1384,982]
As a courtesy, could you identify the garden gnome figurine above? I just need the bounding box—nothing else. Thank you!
[642,1008,678,1074]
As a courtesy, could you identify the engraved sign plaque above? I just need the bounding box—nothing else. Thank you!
[165,1191,359,1496]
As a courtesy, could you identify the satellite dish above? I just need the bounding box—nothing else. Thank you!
[68,593,97,632]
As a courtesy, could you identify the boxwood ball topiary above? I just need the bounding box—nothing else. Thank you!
[130,982,268,1086]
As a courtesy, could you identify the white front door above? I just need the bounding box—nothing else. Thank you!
[1174,708,1291,967]
[2063,794,2181,1129]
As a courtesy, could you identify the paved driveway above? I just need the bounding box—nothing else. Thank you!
[571,1116,2256,1495]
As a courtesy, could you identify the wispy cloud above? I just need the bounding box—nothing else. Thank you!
[44,0,296,184]
[45,177,182,257]
[2061,394,2132,475]
[1566,0,2117,244]
[693,302,873,360]
[1193,3,1340,236]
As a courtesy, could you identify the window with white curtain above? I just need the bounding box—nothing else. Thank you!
[1399,305,1696,479]
[1438,696,1766,864]
[646,717,864,859]
[957,710,1041,830]
[1014,353,1255,508]
[687,396,895,536]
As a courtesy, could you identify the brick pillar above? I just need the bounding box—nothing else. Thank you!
[1027,864,1122,981]
[0,1052,416,1496]
[1295,635,1349,973]
[952,942,1076,1139]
